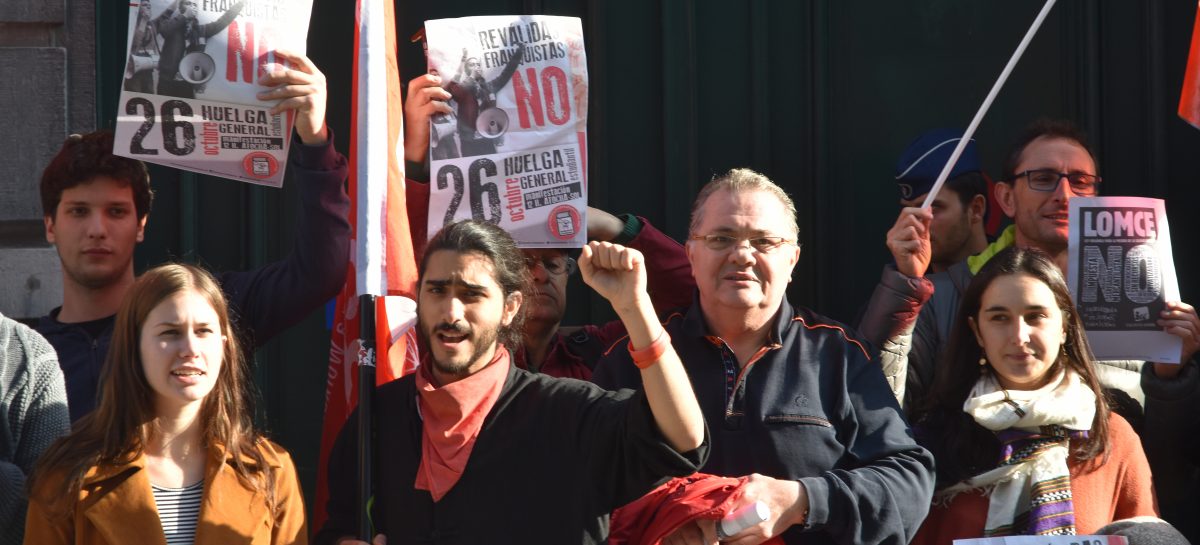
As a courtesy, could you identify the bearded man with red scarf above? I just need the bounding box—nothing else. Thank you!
[317,220,708,545]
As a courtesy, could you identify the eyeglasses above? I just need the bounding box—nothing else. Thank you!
[689,234,796,253]
[525,255,577,276]
[1012,169,1101,196]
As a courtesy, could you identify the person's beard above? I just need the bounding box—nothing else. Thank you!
[418,317,500,377]
[932,211,974,268]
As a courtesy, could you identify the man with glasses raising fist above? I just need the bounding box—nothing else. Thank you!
[594,169,935,545]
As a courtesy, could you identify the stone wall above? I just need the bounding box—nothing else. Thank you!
[0,0,93,321]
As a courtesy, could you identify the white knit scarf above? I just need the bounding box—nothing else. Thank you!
[935,370,1095,536]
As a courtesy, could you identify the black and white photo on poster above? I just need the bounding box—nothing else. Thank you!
[114,0,312,187]
[424,15,589,247]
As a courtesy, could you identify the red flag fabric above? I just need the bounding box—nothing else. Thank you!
[314,0,419,531]
[1181,1,1200,129]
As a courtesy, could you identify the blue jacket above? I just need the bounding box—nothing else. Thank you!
[593,296,935,545]
[37,137,350,421]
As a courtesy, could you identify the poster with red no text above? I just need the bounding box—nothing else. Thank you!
[424,15,589,247]
[113,0,312,187]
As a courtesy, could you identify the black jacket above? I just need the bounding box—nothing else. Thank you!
[315,362,708,545]
[593,296,935,545]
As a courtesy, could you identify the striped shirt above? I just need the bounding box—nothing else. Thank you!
[151,480,204,545]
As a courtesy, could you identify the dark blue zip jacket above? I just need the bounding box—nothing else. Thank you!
[593,295,935,545]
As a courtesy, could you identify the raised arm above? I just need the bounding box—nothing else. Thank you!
[150,1,176,25]
[1141,301,1200,516]
[487,42,527,91]
[260,49,329,146]
[858,207,934,347]
[201,0,244,39]
[403,74,453,164]
[128,1,158,54]
[857,207,935,406]
[588,208,695,314]
[220,51,350,345]
[155,8,189,34]
[579,241,704,452]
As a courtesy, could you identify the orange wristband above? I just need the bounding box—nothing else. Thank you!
[629,330,671,369]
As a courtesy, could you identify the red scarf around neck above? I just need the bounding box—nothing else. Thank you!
[413,346,510,501]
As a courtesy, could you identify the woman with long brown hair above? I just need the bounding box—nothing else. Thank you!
[910,247,1156,542]
[25,263,306,544]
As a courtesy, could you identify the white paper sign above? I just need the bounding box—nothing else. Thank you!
[424,15,589,247]
[114,0,312,187]
[954,535,1127,545]
[1067,196,1182,363]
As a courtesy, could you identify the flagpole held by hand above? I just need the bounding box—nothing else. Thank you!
[921,0,1058,209]
[357,294,376,540]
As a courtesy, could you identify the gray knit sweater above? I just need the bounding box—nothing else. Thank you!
[1,312,69,545]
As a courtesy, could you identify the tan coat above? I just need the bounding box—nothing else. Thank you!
[24,440,307,545]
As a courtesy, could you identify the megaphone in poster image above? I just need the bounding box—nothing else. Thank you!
[140,0,245,99]
[180,51,217,84]
[476,107,509,138]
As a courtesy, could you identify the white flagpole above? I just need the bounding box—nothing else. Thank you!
[354,0,383,540]
[922,0,1058,208]
[356,0,388,296]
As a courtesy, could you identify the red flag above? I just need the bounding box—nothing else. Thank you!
[1181,1,1200,128]
[314,0,419,531]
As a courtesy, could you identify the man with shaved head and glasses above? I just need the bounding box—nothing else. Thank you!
[594,168,935,545]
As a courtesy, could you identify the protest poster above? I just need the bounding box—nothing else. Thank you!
[1067,196,1182,363]
[954,536,1127,545]
[424,15,589,247]
[114,0,312,187]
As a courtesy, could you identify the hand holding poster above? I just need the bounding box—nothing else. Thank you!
[1067,197,1182,363]
[424,15,589,247]
[114,0,313,187]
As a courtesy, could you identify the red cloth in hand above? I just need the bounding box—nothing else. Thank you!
[609,473,785,545]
